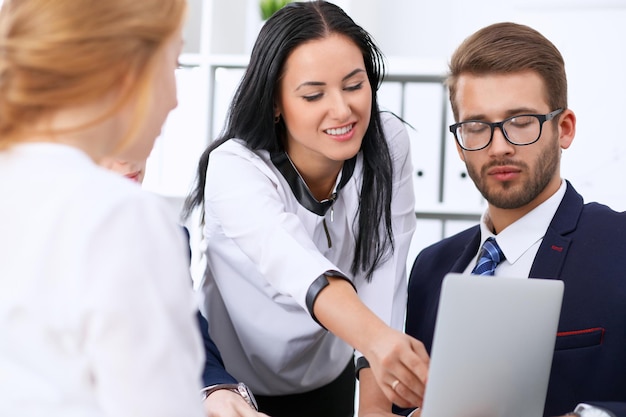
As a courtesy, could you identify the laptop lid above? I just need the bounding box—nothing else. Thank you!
[420,273,564,417]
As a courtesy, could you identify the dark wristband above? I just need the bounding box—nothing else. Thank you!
[305,270,355,327]
[355,356,370,380]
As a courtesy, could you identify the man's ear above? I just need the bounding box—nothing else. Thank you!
[558,109,576,150]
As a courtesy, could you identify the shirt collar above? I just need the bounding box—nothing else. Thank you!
[479,179,567,264]
[270,151,356,216]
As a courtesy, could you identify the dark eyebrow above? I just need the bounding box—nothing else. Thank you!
[342,68,366,81]
[295,68,366,91]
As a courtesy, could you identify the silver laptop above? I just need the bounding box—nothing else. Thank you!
[419,273,564,417]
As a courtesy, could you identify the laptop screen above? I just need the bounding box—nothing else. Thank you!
[420,273,563,417]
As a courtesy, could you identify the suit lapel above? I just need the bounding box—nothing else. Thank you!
[529,181,583,279]
[451,226,481,273]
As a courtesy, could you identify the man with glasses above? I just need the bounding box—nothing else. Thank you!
[400,22,626,417]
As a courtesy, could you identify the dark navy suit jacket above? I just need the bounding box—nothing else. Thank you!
[406,182,626,417]
[197,311,237,386]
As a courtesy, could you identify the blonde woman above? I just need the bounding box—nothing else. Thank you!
[0,1,206,416]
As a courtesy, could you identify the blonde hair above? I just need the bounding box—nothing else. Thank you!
[0,0,187,149]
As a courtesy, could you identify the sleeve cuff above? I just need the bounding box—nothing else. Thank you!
[355,356,370,380]
[305,270,355,327]
[574,403,617,417]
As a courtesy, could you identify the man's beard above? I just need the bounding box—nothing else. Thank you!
[466,135,560,209]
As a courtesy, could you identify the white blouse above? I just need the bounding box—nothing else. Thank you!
[199,112,416,395]
[0,144,204,417]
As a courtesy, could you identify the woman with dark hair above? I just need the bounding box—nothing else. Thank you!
[185,2,428,416]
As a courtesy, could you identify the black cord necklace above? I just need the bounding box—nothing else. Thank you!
[270,151,356,217]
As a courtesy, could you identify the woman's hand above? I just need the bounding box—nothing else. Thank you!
[364,326,429,408]
[313,277,430,408]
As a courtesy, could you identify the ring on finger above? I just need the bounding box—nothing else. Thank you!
[391,379,400,391]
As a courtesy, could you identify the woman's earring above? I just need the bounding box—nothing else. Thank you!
[274,114,281,124]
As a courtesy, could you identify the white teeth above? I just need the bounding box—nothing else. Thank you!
[325,124,353,136]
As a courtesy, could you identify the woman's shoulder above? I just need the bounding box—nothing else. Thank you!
[380,110,405,128]
[208,138,278,180]
[211,138,271,163]
[379,111,411,155]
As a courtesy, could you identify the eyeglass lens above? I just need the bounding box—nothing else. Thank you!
[457,115,541,149]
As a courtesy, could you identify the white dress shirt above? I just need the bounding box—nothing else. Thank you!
[199,112,416,395]
[0,143,204,417]
[465,180,567,277]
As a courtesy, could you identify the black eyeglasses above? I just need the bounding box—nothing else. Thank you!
[449,108,564,151]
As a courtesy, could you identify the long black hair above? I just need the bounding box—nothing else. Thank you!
[184,0,394,281]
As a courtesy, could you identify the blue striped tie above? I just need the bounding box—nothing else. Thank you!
[471,237,505,276]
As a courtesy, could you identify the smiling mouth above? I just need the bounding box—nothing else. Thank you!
[324,124,354,136]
